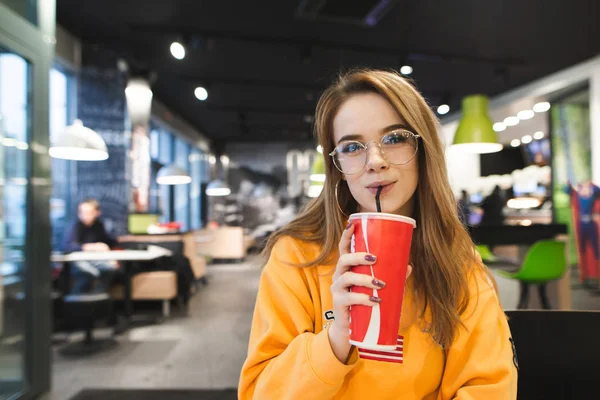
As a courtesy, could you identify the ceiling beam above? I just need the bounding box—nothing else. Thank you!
[206,105,315,115]
[178,75,324,90]
[129,24,526,67]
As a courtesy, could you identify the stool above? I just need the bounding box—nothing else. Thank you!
[60,293,117,356]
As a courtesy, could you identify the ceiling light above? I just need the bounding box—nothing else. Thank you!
[49,119,109,161]
[208,155,216,164]
[517,110,535,120]
[511,139,521,147]
[437,104,450,115]
[205,179,231,196]
[125,78,153,126]
[493,122,506,132]
[504,116,520,127]
[533,131,545,140]
[170,42,186,60]
[452,95,503,154]
[521,135,532,144]
[194,87,208,101]
[316,145,323,154]
[400,65,413,75]
[533,102,551,113]
[156,165,192,185]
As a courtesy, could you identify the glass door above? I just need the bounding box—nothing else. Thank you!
[0,1,54,399]
[0,46,31,400]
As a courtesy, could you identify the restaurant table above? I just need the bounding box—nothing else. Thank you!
[51,246,173,322]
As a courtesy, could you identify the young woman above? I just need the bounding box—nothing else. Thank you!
[239,70,518,399]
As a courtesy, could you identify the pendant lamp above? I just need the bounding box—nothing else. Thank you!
[156,165,192,185]
[452,95,503,154]
[206,154,231,196]
[49,119,109,161]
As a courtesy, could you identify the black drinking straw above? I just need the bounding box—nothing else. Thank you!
[375,186,383,212]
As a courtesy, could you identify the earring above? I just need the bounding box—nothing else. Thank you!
[335,179,348,216]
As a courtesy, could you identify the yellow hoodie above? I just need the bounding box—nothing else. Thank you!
[239,236,518,399]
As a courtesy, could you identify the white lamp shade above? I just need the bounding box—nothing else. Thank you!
[156,165,192,185]
[205,179,231,196]
[125,78,153,126]
[49,119,109,161]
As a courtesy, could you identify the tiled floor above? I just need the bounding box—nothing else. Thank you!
[41,256,599,400]
[46,258,262,400]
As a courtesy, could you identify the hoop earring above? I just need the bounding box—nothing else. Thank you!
[335,180,348,216]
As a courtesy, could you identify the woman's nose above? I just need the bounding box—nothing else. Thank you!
[365,143,389,172]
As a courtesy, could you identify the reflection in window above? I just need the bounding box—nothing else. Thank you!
[49,67,73,250]
[0,49,30,390]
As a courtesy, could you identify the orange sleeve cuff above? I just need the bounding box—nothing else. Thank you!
[306,326,358,386]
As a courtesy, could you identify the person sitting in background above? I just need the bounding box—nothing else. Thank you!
[480,185,505,226]
[457,189,471,225]
[63,198,118,294]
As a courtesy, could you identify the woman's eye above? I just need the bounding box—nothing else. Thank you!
[340,142,363,153]
[382,132,407,145]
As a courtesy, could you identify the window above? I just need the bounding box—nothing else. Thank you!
[149,121,206,230]
[190,149,202,229]
[49,67,73,250]
[174,138,190,230]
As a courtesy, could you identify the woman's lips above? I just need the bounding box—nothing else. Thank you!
[366,182,395,196]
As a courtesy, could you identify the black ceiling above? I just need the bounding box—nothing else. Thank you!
[56,0,600,143]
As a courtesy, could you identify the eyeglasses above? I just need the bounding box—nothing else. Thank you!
[329,130,420,175]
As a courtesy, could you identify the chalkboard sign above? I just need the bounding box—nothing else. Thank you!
[76,67,130,236]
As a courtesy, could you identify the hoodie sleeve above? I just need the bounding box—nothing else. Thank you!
[438,278,518,400]
[239,237,358,400]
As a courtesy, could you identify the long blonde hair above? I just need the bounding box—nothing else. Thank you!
[264,69,486,349]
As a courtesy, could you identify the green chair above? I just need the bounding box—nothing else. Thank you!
[499,240,567,309]
[476,244,500,264]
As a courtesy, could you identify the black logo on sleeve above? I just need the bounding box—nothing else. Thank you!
[324,310,335,321]
[509,338,519,370]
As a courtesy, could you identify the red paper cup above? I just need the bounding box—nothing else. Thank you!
[348,212,416,351]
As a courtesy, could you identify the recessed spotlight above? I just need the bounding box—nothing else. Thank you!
[194,87,208,101]
[316,145,323,154]
[504,116,520,127]
[517,110,535,120]
[533,102,551,113]
[437,104,450,115]
[400,65,413,75]
[170,42,186,60]
[510,139,521,147]
[493,122,506,132]
[533,131,545,140]
[521,135,532,144]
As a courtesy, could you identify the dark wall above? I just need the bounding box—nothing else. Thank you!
[74,60,130,236]
[480,146,526,177]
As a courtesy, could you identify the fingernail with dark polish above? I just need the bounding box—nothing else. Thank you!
[370,296,382,303]
[345,222,352,230]
[365,254,376,262]
[372,279,385,287]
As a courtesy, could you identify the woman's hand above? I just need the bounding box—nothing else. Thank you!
[327,221,412,364]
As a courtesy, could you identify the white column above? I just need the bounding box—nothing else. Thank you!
[590,67,600,185]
